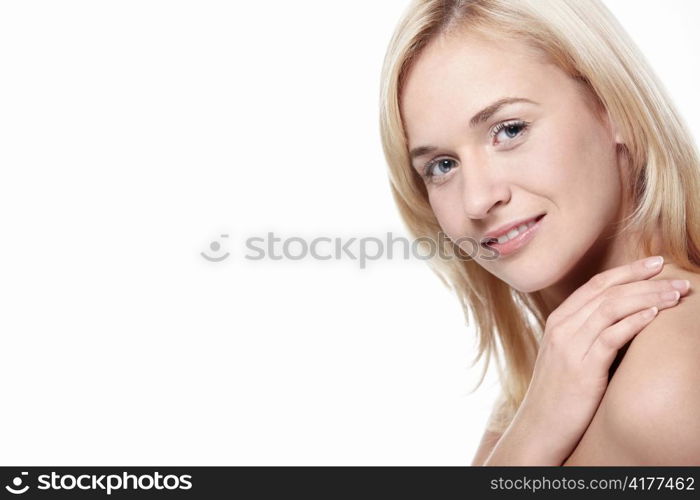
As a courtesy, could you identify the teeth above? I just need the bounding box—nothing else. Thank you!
[493,218,539,244]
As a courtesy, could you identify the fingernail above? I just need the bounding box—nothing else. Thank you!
[671,279,690,292]
[644,256,664,268]
[642,306,658,319]
[661,290,680,301]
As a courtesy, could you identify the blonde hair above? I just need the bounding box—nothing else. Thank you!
[379,0,700,433]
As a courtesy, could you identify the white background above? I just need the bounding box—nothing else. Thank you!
[0,0,698,465]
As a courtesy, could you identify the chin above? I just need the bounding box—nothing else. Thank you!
[504,243,599,293]
[510,280,551,294]
[507,278,551,294]
[491,261,564,293]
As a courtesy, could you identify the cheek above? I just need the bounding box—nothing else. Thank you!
[527,120,621,208]
[428,189,467,242]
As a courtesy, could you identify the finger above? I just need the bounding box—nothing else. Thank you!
[551,255,665,322]
[604,278,691,298]
[560,277,690,334]
[584,306,658,365]
[576,289,681,351]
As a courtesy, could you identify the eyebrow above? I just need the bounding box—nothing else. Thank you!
[409,97,538,161]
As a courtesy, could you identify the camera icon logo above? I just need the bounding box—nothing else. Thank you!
[5,472,29,494]
[201,233,230,262]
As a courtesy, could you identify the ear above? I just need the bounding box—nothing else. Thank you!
[604,109,625,145]
[612,124,624,145]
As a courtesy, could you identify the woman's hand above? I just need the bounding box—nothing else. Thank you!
[485,256,691,465]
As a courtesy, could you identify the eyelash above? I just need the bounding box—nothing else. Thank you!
[422,119,530,183]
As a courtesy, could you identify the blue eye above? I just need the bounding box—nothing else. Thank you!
[491,120,529,144]
[423,158,456,182]
[421,119,530,185]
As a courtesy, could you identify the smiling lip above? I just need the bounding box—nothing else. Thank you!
[481,213,546,258]
[482,213,546,242]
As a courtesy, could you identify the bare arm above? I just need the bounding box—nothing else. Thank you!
[472,398,559,465]
[471,428,503,466]
[471,395,506,466]
[474,257,689,465]
[564,287,700,465]
[480,403,562,465]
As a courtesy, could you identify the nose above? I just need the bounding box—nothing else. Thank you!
[460,155,512,219]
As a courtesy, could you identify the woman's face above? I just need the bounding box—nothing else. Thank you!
[400,30,625,292]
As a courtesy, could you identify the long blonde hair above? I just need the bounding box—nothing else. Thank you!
[379,0,700,432]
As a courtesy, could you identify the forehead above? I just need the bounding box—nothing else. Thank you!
[400,31,564,142]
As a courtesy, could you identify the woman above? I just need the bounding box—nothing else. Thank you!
[379,0,700,465]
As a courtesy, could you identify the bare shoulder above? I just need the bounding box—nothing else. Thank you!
[564,264,700,465]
